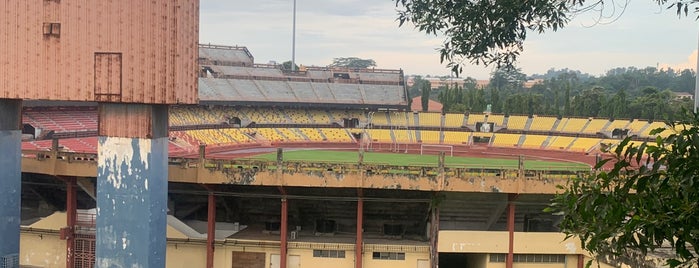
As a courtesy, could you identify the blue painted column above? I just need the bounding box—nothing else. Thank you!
[96,104,168,268]
[0,99,22,268]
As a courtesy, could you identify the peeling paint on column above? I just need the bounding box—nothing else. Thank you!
[96,136,167,268]
[0,130,21,267]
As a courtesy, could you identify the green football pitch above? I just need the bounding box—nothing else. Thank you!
[247,150,590,171]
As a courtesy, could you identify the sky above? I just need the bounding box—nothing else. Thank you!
[199,0,699,80]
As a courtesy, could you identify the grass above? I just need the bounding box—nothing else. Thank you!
[245,150,589,171]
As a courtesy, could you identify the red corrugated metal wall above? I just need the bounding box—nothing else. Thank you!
[0,0,199,104]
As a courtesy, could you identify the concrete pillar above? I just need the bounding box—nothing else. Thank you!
[355,198,364,268]
[429,201,440,268]
[65,177,78,268]
[96,103,168,268]
[280,198,288,268]
[506,193,518,268]
[0,99,22,268]
[206,192,216,268]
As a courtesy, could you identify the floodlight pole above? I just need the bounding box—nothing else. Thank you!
[291,0,297,72]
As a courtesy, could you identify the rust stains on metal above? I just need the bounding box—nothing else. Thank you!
[1,0,199,104]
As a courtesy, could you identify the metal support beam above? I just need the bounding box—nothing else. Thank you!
[506,193,518,268]
[96,103,169,268]
[280,198,288,268]
[355,198,364,268]
[207,192,216,268]
[0,98,22,268]
[66,177,78,268]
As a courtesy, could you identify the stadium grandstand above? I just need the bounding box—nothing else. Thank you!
[17,44,672,268]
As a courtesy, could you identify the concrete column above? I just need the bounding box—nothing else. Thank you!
[506,193,517,268]
[0,99,22,268]
[429,202,440,268]
[96,103,168,268]
[280,198,288,268]
[206,192,216,268]
[65,177,78,268]
[355,198,363,268]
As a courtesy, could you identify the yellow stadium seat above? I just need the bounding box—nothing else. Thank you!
[529,116,557,131]
[506,115,528,130]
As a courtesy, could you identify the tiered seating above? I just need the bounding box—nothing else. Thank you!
[444,114,464,127]
[640,122,670,138]
[521,135,547,149]
[186,129,236,145]
[558,118,587,133]
[419,130,441,144]
[529,116,557,132]
[319,128,354,142]
[23,109,98,132]
[328,110,367,124]
[249,128,286,142]
[389,112,411,126]
[545,136,575,150]
[199,45,253,65]
[21,140,53,151]
[308,110,331,124]
[418,113,442,127]
[276,128,307,142]
[366,129,393,143]
[491,133,521,147]
[569,138,602,152]
[283,109,313,124]
[582,119,608,134]
[368,112,390,126]
[307,70,332,80]
[604,119,631,132]
[209,106,251,123]
[393,129,416,143]
[242,107,285,124]
[467,114,486,125]
[626,119,649,134]
[357,72,401,83]
[211,65,284,77]
[58,137,98,153]
[506,115,528,130]
[298,128,324,141]
[169,131,201,150]
[443,131,470,144]
[486,114,505,126]
[220,129,254,143]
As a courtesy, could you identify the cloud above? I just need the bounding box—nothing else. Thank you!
[200,0,699,79]
[659,50,697,72]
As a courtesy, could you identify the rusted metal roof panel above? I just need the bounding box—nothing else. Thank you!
[1,0,199,104]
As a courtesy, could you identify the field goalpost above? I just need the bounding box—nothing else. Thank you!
[420,144,454,157]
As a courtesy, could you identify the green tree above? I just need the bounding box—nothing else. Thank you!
[409,76,429,98]
[550,112,699,267]
[281,61,299,71]
[329,57,376,69]
[395,0,698,74]
[421,81,431,112]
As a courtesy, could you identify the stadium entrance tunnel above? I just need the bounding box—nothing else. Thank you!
[439,253,488,268]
